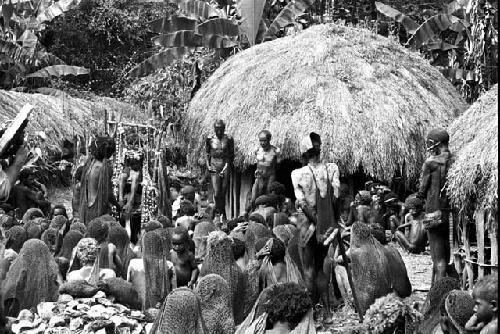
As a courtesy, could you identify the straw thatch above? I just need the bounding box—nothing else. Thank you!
[184,24,467,182]
[0,89,141,154]
[447,84,498,215]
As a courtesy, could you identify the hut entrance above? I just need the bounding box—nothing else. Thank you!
[276,159,302,201]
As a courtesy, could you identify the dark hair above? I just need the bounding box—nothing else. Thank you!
[226,219,238,232]
[86,218,109,243]
[18,168,34,183]
[264,283,313,330]
[473,273,498,303]
[268,182,286,196]
[90,136,116,160]
[259,130,272,140]
[157,215,173,228]
[179,201,196,216]
[172,226,189,240]
[51,204,67,218]
[231,237,246,260]
[269,238,286,264]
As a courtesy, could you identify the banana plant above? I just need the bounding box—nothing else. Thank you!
[129,0,318,78]
[0,0,88,88]
[375,0,497,100]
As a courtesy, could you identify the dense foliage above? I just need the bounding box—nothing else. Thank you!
[40,0,165,95]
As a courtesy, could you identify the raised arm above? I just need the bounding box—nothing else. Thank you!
[417,161,432,200]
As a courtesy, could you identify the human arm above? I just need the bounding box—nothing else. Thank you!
[5,146,28,187]
[187,254,199,288]
[123,170,140,213]
[416,161,432,200]
[205,137,212,172]
[328,163,341,198]
[118,167,130,205]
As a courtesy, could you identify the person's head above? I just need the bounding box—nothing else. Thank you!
[405,196,423,216]
[22,208,44,224]
[143,220,162,233]
[181,185,196,203]
[426,128,450,155]
[384,192,400,212]
[172,226,189,254]
[365,181,374,191]
[50,215,68,232]
[18,169,36,186]
[269,182,286,197]
[258,130,272,149]
[248,212,266,226]
[157,215,173,228]
[472,274,498,323]
[69,222,87,236]
[299,132,321,162]
[268,238,286,265]
[89,136,116,161]
[54,257,70,281]
[231,237,246,261]
[75,238,99,266]
[41,228,59,254]
[357,190,372,206]
[86,218,109,243]
[51,205,67,219]
[263,283,313,330]
[441,290,475,334]
[5,225,28,253]
[170,178,181,200]
[0,214,16,231]
[425,277,461,317]
[214,120,226,139]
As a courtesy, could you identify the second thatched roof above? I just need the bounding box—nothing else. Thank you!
[0,90,141,154]
[185,24,467,182]
[447,84,498,215]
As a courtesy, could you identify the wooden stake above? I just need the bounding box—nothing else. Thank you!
[475,210,485,279]
[463,217,474,290]
[488,216,498,275]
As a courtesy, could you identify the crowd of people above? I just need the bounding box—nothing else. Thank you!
[0,120,496,334]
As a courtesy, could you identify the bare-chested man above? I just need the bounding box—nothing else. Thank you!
[250,130,280,208]
[291,132,340,324]
[205,120,234,219]
[395,196,427,254]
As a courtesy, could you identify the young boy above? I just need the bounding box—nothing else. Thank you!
[465,274,498,334]
[170,226,199,288]
[395,197,427,254]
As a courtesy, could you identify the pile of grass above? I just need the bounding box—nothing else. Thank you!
[184,23,467,182]
[447,84,498,217]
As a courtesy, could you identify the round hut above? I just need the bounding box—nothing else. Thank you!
[447,84,498,287]
[185,24,468,217]
[0,90,138,155]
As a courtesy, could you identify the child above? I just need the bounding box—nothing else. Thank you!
[395,197,427,254]
[465,274,498,334]
[170,226,199,288]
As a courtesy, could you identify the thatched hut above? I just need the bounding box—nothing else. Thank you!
[447,84,498,286]
[185,24,467,217]
[0,89,139,155]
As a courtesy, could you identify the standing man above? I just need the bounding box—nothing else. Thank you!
[205,120,234,219]
[250,130,280,210]
[291,132,340,324]
[417,128,453,286]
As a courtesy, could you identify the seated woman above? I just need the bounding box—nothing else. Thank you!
[395,197,427,254]
[67,238,116,282]
[237,282,314,334]
[2,239,60,317]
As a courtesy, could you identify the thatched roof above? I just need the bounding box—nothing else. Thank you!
[0,90,142,154]
[447,84,498,215]
[184,24,467,182]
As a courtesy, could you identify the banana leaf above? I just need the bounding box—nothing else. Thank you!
[238,0,265,45]
[153,30,202,47]
[128,47,191,78]
[26,65,89,78]
[440,67,477,83]
[426,40,459,51]
[197,18,239,40]
[149,15,197,34]
[446,0,471,15]
[409,14,461,48]
[374,2,419,34]
[36,0,82,23]
[264,0,315,40]
[2,1,14,31]
[173,0,221,20]
[202,34,237,48]
[19,29,37,56]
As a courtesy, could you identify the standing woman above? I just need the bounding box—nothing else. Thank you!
[2,239,60,316]
[78,136,120,225]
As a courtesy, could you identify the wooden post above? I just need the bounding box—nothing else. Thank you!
[104,109,108,135]
[463,217,474,290]
[475,210,485,279]
[488,215,498,275]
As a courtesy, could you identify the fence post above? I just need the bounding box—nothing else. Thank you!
[475,209,485,279]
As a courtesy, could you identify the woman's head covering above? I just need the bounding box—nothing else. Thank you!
[445,290,475,333]
[0,214,16,230]
[150,287,207,334]
[195,274,234,334]
[57,230,84,260]
[25,223,42,240]
[272,224,297,247]
[5,225,27,253]
[69,222,87,236]
[244,222,273,260]
[193,221,216,263]
[2,239,59,314]
[34,217,50,232]
[86,218,109,243]
[41,227,59,254]
[50,215,68,231]
[142,230,171,310]
[75,238,99,266]
[21,208,44,224]
[200,231,245,324]
[143,220,162,233]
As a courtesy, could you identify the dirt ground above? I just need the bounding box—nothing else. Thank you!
[48,187,433,333]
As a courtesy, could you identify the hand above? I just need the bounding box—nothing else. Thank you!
[123,203,132,214]
[187,281,194,289]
